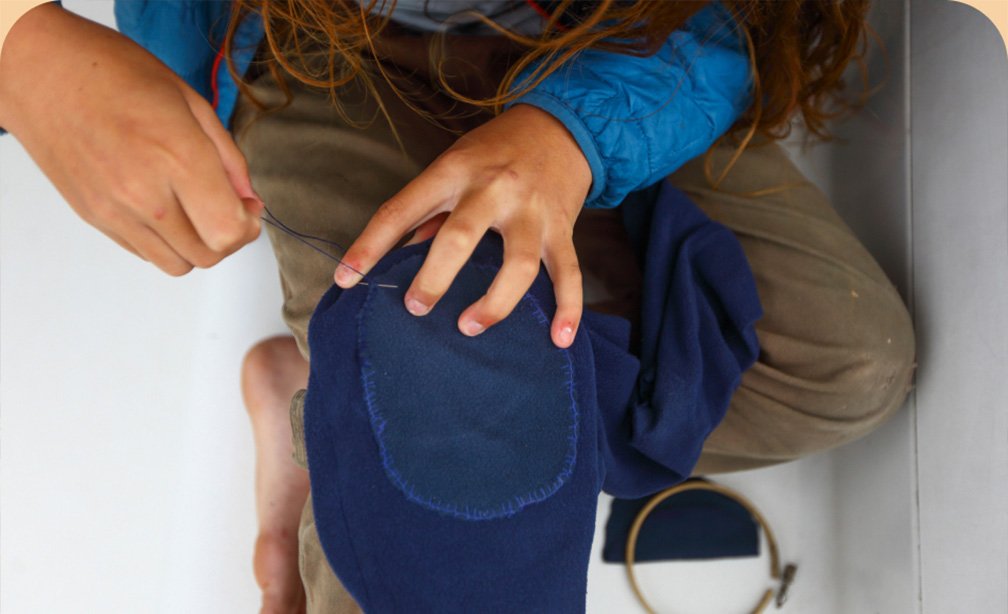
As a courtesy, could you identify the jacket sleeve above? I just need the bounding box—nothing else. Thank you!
[114,0,264,126]
[505,1,752,209]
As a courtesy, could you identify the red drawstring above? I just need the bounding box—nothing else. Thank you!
[523,0,570,32]
[210,46,226,110]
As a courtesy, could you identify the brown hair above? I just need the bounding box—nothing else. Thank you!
[224,0,876,189]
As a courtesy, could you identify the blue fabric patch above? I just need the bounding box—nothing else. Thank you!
[358,255,578,520]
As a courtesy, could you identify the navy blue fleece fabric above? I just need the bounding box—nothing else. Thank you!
[305,233,602,613]
[303,181,762,612]
[600,183,764,497]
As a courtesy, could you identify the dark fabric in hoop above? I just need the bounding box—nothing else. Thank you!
[358,254,579,520]
[602,478,760,563]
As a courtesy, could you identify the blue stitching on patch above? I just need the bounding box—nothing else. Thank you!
[356,253,579,521]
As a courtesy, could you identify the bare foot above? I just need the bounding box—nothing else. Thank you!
[242,336,311,614]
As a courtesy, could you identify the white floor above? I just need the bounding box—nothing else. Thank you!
[2,1,1005,613]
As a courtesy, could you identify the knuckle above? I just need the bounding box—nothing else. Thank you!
[245,218,263,242]
[165,140,217,181]
[440,224,478,252]
[88,199,124,226]
[112,178,148,211]
[432,148,468,175]
[206,219,250,250]
[509,253,541,281]
[372,199,405,225]
[156,142,193,178]
[489,167,520,188]
[487,169,528,198]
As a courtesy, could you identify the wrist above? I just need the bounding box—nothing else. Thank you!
[510,102,593,201]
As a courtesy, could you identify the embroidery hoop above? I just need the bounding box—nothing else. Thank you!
[624,481,798,614]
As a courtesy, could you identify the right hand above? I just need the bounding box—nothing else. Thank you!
[0,3,261,275]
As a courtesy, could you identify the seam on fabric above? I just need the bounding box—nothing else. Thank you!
[305,371,377,609]
[356,253,579,521]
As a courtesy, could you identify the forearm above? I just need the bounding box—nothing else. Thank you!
[0,1,62,129]
[0,0,51,59]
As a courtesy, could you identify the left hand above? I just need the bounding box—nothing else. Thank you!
[334,103,592,349]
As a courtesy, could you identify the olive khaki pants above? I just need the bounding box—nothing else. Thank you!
[232,27,915,614]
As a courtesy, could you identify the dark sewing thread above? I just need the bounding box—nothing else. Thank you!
[260,205,396,288]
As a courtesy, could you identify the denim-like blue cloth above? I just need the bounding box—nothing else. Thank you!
[360,256,579,520]
[303,181,762,612]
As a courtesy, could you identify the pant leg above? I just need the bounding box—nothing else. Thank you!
[231,29,524,613]
[666,140,917,474]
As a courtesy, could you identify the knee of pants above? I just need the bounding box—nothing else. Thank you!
[700,307,916,474]
[702,217,919,470]
[827,292,917,436]
[739,282,918,461]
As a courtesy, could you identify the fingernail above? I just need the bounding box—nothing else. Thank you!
[405,297,430,316]
[460,320,485,336]
[558,325,575,346]
[335,265,360,287]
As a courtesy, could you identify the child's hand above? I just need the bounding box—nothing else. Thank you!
[335,104,592,349]
[0,4,261,276]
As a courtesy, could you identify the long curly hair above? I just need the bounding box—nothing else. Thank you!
[224,0,877,189]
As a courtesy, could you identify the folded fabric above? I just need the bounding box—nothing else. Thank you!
[302,181,762,613]
[602,478,760,563]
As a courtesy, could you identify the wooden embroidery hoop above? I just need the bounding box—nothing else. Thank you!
[624,481,798,614]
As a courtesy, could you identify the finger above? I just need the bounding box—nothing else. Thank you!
[457,218,543,337]
[404,204,491,317]
[156,196,261,267]
[102,215,194,277]
[102,228,144,261]
[140,191,227,268]
[183,88,261,202]
[335,170,454,288]
[542,236,583,348]
[169,126,257,253]
[404,212,449,246]
[136,165,262,268]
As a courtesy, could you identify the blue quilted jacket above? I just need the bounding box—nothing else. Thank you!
[114,1,752,209]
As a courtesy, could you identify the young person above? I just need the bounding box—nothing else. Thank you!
[0,2,915,612]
